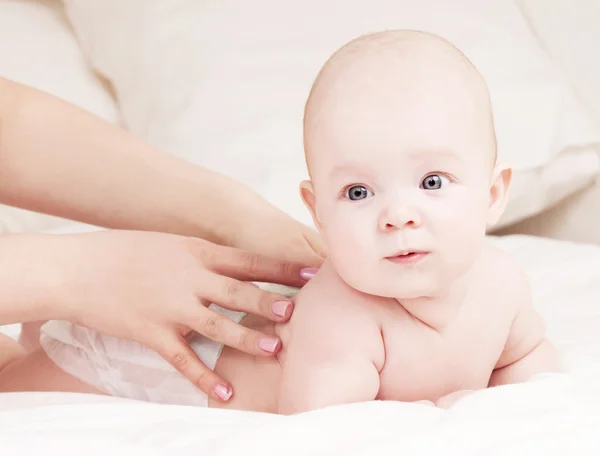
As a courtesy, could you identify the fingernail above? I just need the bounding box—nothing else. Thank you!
[271,300,292,317]
[258,336,280,353]
[300,267,318,281]
[214,384,232,401]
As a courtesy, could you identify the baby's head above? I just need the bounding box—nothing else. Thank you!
[300,30,511,298]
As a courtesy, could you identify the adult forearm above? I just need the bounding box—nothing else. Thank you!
[0,233,66,325]
[0,77,244,245]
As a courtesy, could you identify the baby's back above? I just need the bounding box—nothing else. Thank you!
[210,313,282,412]
[213,243,523,412]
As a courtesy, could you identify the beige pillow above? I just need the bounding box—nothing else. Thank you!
[493,0,600,241]
[0,0,120,234]
[64,0,600,230]
[516,0,600,129]
[495,174,600,246]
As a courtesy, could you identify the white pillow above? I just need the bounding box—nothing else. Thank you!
[63,0,600,230]
[0,0,120,234]
[516,0,600,129]
[497,174,600,246]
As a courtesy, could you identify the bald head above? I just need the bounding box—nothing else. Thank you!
[303,30,497,175]
[298,31,508,299]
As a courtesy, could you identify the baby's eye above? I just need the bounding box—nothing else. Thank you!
[345,185,373,201]
[420,174,450,190]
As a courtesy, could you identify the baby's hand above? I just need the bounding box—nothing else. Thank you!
[413,399,436,407]
[435,390,475,408]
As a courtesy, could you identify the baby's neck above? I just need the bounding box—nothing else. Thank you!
[396,271,474,332]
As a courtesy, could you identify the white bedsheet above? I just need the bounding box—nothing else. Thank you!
[1,234,600,454]
[1,370,600,455]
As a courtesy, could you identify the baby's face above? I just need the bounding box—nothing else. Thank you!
[303,58,501,298]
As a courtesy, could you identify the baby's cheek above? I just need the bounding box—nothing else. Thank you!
[438,211,486,265]
[326,226,367,266]
[323,220,375,288]
[322,210,367,249]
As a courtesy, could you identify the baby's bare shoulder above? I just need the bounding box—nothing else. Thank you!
[294,260,378,313]
[477,243,531,312]
[284,260,382,338]
[280,260,385,370]
[482,242,528,281]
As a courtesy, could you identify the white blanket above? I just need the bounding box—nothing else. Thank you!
[2,234,600,455]
[1,370,599,455]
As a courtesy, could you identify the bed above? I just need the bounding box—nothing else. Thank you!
[1,0,600,454]
[2,234,600,454]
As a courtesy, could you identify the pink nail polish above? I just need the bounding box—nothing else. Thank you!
[214,384,232,401]
[258,337,280,353]
[300,267,318,280]
[272,300,291,317]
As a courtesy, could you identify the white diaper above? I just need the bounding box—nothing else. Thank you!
[39,283,299,407]
[40,304,246,407]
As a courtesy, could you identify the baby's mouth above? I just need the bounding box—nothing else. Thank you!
[385,251,429,264]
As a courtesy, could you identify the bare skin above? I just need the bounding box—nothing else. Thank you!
[0,75,326,400]
[0,243,557,412]
[0,30,560,412]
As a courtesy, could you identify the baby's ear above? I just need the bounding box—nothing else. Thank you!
[299,180,323,231]
[487,164,512,227]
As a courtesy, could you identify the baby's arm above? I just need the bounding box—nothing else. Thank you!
[489,273,561,387]
[277,289,383,414]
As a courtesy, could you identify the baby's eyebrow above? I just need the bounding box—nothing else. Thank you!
[330,164,365,177]
[328,150,462,180]
[409,148,463,162]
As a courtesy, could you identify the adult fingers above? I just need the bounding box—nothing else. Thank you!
[205,245,309,287]
[188,305,282,356]
[199,272,294,322]
[273,229,326,270]
[153,330,233,402]
[301,230,328,265]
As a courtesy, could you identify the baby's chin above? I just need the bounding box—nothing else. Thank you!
[342,273,441,300]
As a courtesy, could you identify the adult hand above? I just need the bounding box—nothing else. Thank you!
[41,230,314,402]
[208,180,327,270]
[231,211,327,270]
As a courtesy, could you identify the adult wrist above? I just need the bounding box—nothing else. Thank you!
[0,233,70,325]
[182,171,261,248]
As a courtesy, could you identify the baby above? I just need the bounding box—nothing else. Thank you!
[0,30,560,413]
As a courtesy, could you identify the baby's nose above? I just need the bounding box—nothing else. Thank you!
[378,203,421,232]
